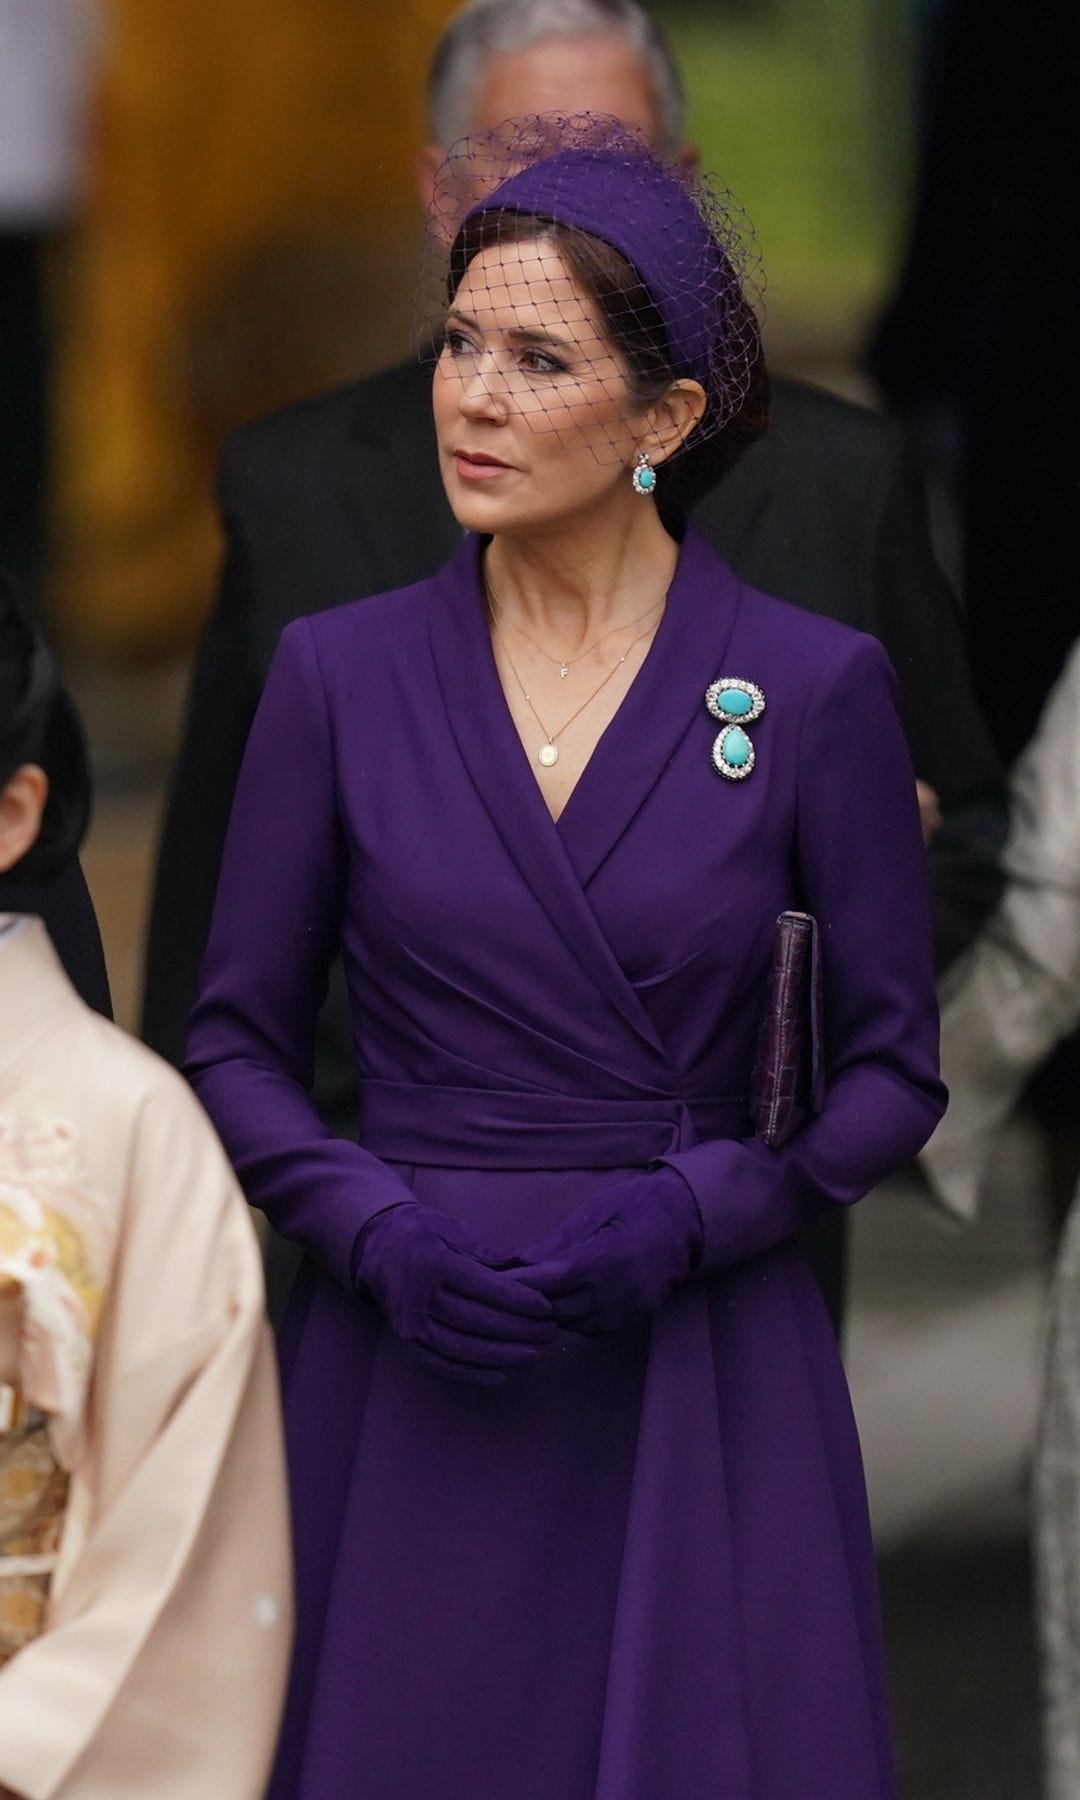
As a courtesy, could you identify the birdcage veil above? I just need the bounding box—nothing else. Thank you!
[418,113,765,470]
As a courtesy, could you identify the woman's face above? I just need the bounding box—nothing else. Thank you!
[433,238,649,537]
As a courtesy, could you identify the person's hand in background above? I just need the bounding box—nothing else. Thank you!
[917,779,943,845]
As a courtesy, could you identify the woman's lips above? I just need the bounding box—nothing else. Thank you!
[454,451,514,481]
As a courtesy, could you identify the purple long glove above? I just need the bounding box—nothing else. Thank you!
[516,1168,704,1336]
[353,1203,556,1387]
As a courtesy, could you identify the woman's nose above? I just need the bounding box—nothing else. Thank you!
[458,359,509,421]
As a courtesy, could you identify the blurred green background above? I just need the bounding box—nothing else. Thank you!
[661,0,915,366]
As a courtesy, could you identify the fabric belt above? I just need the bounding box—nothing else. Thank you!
[357,1080,750,1170]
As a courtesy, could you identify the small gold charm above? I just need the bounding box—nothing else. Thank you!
[538,743,559,768]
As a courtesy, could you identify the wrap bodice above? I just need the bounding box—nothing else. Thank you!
[187,529,944,1287]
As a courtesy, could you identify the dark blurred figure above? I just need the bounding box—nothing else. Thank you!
[868,0,1079,1214]
[0,240,48,615]
[867,0,1077,771]
[0,1,96,616]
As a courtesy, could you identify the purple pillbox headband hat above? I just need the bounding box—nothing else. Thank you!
[468,148,724,380]
[419,113,764,450]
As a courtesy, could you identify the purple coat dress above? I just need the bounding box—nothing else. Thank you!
[186,528,945,1800]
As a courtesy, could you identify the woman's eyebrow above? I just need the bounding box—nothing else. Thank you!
[445,309,576,355]
[507,326,575,354]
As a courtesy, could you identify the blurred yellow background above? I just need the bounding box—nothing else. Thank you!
[52,0,458,658]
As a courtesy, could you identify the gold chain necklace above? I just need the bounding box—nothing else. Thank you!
[489,586,664,678]
[487,586,661,768]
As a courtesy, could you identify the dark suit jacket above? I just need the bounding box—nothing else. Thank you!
[866,0,1073,770]
[1,860,112,1017]
[143,360,1004,1324]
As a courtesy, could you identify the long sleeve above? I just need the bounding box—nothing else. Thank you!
[661,633,947,1267]
[184,617,416,1290]
[143,440,362,1144]
[920,641,1080,1220]
[0,1075,291,1800]
[141,472,262,1066]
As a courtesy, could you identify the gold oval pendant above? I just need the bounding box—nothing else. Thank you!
[538,743,559,768]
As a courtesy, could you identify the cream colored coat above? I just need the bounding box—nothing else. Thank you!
[0,920,291,1799]
[920,641,1080,1800]
[920,640,1080,1223]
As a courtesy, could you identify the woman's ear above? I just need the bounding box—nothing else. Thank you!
[646,379,708,466]
[0,764,49,875]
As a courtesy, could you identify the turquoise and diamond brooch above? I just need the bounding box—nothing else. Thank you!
[705,678,765,780]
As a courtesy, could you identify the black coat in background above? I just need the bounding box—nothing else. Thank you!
[866,0,1075,769]
[144,362,1005,1327]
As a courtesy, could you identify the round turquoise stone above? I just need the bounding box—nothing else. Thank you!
[721,727,751,767]
[637,466,656,492]
[720,687,753,717]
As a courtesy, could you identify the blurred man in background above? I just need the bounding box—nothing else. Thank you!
[143,0,1003,1330]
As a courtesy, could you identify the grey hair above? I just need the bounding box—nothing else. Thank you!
[427,0,686,156]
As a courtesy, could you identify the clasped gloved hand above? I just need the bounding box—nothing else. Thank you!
[516,1167,704,1337]
[353,1202,556,1387]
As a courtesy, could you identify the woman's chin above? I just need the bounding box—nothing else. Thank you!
[445,485,528,535]
[441,471,624,539]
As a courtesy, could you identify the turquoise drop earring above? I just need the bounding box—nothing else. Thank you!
[632,451,657,497]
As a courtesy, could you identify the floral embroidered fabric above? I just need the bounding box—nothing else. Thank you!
[0,1107,109,1664]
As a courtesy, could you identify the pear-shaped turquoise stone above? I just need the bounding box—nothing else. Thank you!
[720,687,753,716]
[637,466,656,491]
[721,727,751,767]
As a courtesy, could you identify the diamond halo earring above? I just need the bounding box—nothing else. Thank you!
[631,451,657,497]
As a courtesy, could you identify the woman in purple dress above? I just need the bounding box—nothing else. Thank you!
[186,118,945,1799]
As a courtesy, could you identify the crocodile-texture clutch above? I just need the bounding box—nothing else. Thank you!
[750,911,824,1149]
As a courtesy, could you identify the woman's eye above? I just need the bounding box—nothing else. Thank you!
[520,349,566,375]
[444,330,477,356]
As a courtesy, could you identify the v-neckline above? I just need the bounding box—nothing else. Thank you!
[482,551,680,833]
[426,531,744,1057]
[430,529,743,868]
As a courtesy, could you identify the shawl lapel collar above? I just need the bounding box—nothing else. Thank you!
[556,531,744,887]
[428,538,666,1059]
[337,362,461,593]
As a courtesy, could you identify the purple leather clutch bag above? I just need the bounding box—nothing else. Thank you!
[749,911,825,1149]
